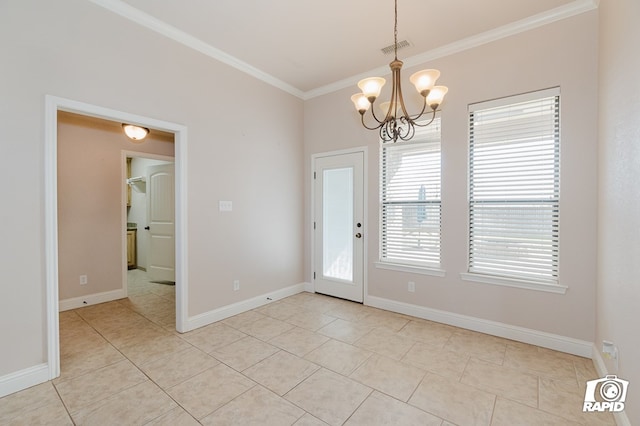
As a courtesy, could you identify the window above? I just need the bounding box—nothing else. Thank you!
[380,117,441,269]
[467,88,560,285]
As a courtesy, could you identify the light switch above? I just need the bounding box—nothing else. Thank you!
[219,200,233,212]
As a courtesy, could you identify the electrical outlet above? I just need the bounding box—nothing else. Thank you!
[233,280,240,291]
[408,281,415,292]
[79,275,88,285]
[603,340,618,359]
[603,340,619,370]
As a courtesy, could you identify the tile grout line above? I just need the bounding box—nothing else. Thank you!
[54,290,604,425]
[62,294,206,423]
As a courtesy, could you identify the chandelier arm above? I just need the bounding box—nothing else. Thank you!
[412,108,437,127]
[360,113,385,131]
[368,100,386,125]
[396,72,411,120]
[380,125,390,142]
[381,120,397,142]
[406,96,429,122]
[399,121,416,141]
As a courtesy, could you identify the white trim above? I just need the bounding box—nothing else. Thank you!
[44,96,60,381]
[44,95,189,389]
[469,86,561,112]
[460,272,568,294]
[366,295,592,357]
[0,364,50,399]
[88,0,304,99]
[58,289,126,312]
[310,147,369,305]
[592,344,608,378]
[591,345,632,426]
[88,0,596,101]
[375,262,446,277]
[305,0,598,99]
[183,283,306,332]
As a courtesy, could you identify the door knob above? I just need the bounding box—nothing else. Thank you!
[355,233,362,238]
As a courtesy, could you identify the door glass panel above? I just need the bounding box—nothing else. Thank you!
[322,167,353,282]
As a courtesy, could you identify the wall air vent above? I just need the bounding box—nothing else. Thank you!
[380,39,412,55]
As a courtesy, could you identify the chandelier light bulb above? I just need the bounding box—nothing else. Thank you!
[351,93,371,114]
[357,77,386,102]
[379,101,399,118]
[409,69,441,97]
[427,86,449,109]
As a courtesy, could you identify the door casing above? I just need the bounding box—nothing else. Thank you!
[44,95,189,384]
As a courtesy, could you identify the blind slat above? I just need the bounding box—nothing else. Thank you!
[381,118,441,266]
[469,92,560,284]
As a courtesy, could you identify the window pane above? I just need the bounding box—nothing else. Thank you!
[323,167,353,281]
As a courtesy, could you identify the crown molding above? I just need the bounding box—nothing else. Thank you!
[303,0,599,100]
[88,0,597,101]
[88,0,306,99]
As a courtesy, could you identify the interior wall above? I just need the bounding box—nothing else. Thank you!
[57,112,174,301]
[0,0,303,379]
[597,0,640,422]
[304,11,599,342]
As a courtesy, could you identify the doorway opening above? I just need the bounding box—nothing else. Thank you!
[124,153,176,327]
[45,95,188,381]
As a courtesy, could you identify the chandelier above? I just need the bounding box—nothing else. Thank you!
[351,0,448,142]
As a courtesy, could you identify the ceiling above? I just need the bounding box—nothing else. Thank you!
[96,0,596,98]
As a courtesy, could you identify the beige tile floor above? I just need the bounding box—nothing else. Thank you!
[0,271,615,425]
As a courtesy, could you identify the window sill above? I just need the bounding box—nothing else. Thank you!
[375,262,446,277]
[460,272,567,294]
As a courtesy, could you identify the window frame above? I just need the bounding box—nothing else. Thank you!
[376,116,445,276]
[462,88,566,293]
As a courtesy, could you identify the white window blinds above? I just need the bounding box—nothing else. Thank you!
[468,88,560,284]
[381,118,441,267]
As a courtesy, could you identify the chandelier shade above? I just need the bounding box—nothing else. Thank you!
[351,0,447,142]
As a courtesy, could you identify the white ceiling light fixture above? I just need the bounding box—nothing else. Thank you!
[122,124,150,142]
[351,0,448,142]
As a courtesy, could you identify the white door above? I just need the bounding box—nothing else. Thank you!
[147,163,175,282]
[314,152,364,302]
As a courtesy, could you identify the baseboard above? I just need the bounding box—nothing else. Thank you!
[59,288,126,312]
[183,282,307,332]
[592,343,608,377]
[366,296,593,358]
[303,281,314,292]
[591,345,632,426]
[0,363,49,399]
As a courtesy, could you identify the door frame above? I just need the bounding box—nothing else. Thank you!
[122,152,175,296]
[310,146,368,304]
[44,95,189,380]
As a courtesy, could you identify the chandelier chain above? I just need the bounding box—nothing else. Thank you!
[394,0,398,60]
